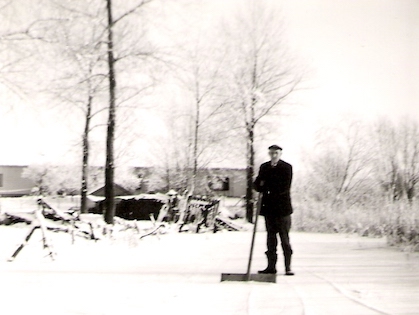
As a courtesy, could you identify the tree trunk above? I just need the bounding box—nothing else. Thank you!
[104,0,116,224]
[245,52,259,223]
[80,95,92,214]
[245,124,255,223]
[165,162,171,191]
[192,97,200,194]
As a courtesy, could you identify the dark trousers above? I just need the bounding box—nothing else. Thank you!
[265,215,293,270]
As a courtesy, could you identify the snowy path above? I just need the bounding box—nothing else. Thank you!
[0,225,418,315]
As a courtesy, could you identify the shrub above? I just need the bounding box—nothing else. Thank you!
[292,197,419,250]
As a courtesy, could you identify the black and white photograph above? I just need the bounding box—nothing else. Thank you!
[0,0,418,314]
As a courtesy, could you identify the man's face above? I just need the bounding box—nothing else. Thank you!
[268,149,282,161]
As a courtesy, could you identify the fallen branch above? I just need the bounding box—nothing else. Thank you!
[8,224,40,262]
[35,210,56,260]
[139,224,165,240]
[2,212,33,225]
[214,216,243,232]
[37,198,77,223]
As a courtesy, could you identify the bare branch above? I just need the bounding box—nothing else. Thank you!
[254,75,302,124]
[113,0,153,25]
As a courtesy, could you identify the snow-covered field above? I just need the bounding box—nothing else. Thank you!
[1,222,419,315]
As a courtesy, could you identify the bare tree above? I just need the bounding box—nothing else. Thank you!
[171,39,230,193]
[19,1,112,213]
[103,0,155,224]
[0,0,51,106]
[146,101,194,193]
[398,119,419,201]
[31,0,155,223]
[373,118,419,202]
[143,19,235,195]
[304,117,419,208]
[306,121,375,207]
[22,164,80,196]
[223,2,301,222]
[103,0,117,224]
[22,164,51,196]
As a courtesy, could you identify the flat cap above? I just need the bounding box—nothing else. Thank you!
[268,144,282,151]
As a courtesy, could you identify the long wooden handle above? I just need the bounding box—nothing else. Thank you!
[246,192,263,280]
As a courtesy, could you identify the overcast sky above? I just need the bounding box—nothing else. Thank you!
[268,0,419,166]
[0,0,418,167]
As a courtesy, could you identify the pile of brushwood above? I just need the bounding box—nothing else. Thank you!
[0,198,171,261]
[0,196,249,261]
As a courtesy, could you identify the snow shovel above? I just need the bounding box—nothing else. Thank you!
[221,192,276,283]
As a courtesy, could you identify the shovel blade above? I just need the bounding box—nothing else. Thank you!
[221,273,276,283]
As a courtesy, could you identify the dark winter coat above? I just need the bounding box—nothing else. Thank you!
[253,160,293,217]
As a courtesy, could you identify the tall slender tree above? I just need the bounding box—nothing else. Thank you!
[20,2,109,213]
[103,0,153,223]
[224,2,301,222]
[104,0,117,224]
[14,0,155,221]
[177,45,227,193]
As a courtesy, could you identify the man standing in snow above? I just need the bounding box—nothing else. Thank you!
[253,145,294,276]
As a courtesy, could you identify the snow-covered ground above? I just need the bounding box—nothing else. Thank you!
[1,222,418,315]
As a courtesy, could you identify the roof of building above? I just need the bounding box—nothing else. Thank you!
[88,183,133,197]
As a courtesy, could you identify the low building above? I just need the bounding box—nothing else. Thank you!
[0,165,35,197]
[197,168,246,198]
[134,166,246,198]
[0,164,247,198]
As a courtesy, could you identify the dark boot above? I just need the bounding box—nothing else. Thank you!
[284,253,294,276]
[258,252,277,274]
